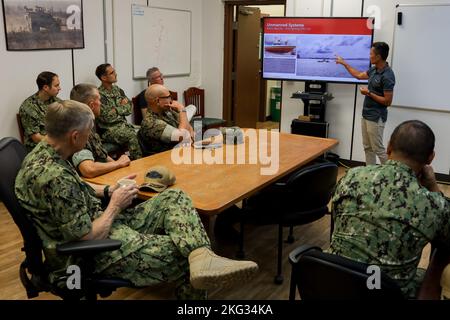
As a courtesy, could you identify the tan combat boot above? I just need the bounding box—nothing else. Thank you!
[440,263,450,299]
[188,247,258,290]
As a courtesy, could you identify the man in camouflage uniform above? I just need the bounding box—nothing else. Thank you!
[138,84,195,155]
[70,83,131,178]
[15,100,258,299]
[19,71,61,152]
[95,64,142,160]
[329,120,450,298]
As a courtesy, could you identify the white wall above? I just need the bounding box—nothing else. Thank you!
[0,0,105,141]
[108,0,203,108]
[279,0,450,174]
[0,0,205,141]
[201,0,223,119]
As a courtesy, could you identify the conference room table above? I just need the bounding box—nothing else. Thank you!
[85,130,338,217]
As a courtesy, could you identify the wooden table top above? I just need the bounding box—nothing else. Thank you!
[85,131,338,216]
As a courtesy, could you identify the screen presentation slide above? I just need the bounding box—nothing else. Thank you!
[262,18,373,83]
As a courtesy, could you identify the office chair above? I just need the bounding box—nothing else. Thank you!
[16,113,25,144]
[288,245,405,300]
[183,87,226,132]
[240,161,338,284]
[0,137,133,300]
[132,96,143,125]
[169,90,178,102]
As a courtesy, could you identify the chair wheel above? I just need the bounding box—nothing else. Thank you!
[274,275,284,284]
[286,235,295,243]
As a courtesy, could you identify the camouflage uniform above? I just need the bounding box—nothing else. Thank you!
[328,160,450,298]
[18,93,61,152]
[97,85,142,160]
[138,109,180,155]
[15,141,210,299]
[72,127,109,169]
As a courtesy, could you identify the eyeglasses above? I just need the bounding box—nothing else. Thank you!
[152,73,163,80]
[157,94,172,101]
[107,69,116,76]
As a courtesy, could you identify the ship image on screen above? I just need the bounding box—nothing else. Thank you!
[262,17,374,84]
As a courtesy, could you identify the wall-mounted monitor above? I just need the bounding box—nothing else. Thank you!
[262,17,374,84]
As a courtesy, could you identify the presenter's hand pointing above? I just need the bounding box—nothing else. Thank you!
[335,55,346,65]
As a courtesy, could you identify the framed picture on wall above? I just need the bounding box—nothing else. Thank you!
[1,0,84,50]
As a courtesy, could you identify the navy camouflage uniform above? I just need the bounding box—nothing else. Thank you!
[15,141,210,299]
[72,127,109,170]
[328,160,450,298]
[18,93,61,152]
[97,85,142,159]
[138,109,180,155]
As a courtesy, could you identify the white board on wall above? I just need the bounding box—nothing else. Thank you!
[391,4,450,112]
[131,4,191,79]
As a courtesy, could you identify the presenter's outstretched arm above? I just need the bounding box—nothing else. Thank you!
[335,55,369,80]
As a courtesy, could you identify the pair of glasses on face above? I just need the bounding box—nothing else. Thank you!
[157,94,172,102]
[107,69,116,76]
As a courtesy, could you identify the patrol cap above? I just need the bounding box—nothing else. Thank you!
[139,165,176,192]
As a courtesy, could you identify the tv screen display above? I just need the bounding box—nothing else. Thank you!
[262,17,374,84]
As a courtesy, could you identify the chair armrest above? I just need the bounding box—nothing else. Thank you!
[56,239,122,256]
[288,244,322,265]
[273,182,287,188]
[263,182,287,196]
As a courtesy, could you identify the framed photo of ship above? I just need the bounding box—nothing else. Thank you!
[1,0,84,51]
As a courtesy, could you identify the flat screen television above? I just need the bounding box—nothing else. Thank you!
[262,17,374,84]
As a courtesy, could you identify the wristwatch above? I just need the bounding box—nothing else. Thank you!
[180,108,187,112]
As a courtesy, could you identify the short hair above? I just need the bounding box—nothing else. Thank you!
[95,63,111,80]
[70,83,98,104]
[389,120,435,164]
[36,71,57,90]
[372,42,390,61]
[146,67,160,81]
[45,100,94,138]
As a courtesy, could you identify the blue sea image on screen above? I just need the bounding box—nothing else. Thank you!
[295,34,371,79]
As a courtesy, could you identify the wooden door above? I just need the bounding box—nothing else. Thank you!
[233,6,261,128]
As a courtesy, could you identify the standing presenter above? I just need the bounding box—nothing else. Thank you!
[336,42,396,165]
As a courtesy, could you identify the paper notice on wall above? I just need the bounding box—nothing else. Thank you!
[132,5,145,16]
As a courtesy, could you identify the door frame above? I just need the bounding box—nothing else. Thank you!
[222,0,286,125]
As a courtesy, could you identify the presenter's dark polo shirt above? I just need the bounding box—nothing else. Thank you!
[363,63,396,123]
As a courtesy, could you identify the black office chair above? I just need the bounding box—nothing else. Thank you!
[0,137,132,300]
[288,245,405,300]
[240,161,338,284]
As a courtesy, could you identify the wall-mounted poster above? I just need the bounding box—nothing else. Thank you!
[2,0,84,50]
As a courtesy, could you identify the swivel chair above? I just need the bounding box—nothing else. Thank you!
[0,137,133,300]
[241,161,338,284]
[288,245,405,300]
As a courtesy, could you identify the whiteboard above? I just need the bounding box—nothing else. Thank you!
[131,5,191,79]
[391,4,450,111]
